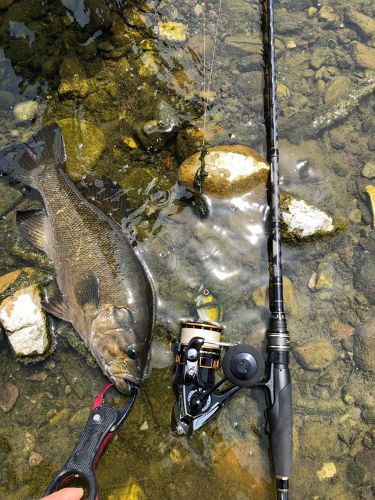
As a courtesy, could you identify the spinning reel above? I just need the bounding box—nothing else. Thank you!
[172,320,266,434]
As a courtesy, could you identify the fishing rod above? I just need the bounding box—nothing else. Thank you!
[171,0,292,498]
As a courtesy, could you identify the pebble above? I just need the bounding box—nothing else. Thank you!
[362,162,375,179]
[0,382,19,413]
[364,185,375,227]
[9,129,20,137]
[319,6,340,24]
[28,451,43,467]
[286,40,296,49]
[309,263,335,291]
[157,21,187,42]
[29,371,48,382]
[140,421,148,431]
[13,101,38,122]
[316,462,337,481]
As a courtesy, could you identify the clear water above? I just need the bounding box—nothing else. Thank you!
[0,1,374,499]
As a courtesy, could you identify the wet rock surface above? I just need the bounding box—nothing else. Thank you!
[0,382,19,413]
[294,340,336,371]
[178,145,269,197]
[0,285,50,359]
[353,319,375,373]
[280,194,344,242]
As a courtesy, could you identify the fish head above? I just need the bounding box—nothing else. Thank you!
[89,304,150,393]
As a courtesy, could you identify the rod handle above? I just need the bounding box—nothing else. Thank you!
[266,364,293,478]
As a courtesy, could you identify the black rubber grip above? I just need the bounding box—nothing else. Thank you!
[44,404,117,500]
[266,365,292,478]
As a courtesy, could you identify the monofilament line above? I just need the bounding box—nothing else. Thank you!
[201,0,223,147]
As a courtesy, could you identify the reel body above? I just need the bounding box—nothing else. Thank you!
[172,321,265,434]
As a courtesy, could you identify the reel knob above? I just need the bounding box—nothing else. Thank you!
[222,345,265,387]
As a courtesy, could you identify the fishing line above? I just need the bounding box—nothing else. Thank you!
[193,1,223,217]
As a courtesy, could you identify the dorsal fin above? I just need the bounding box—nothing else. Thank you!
[75,274,100,308]
[16,208,48,252]
[78,178,129,226]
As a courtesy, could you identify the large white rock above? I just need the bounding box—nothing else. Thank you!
[178,144,269,198]
[281,194,344,241]
[0,285,49,357]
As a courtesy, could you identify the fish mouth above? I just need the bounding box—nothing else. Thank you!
[106,360,144,393]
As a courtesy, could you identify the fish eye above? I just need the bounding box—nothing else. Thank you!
[126,345,138,359]
[203,289,210,296]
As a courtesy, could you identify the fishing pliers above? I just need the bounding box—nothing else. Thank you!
[44,382,138,500]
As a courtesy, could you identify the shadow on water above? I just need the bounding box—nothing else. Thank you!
[0,1,374,499]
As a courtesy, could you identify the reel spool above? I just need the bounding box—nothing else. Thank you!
[174,321,223,388]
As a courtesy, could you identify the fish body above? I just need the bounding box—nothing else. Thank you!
[0,124,154,393]
[194,286,223,323]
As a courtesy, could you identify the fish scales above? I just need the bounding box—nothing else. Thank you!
[0,124,154,393]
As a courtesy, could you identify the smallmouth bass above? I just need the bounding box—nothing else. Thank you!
[0,124,155,394]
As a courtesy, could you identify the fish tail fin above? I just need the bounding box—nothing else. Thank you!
[0,123,66,186]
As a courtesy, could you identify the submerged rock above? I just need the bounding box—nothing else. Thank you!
[13,100,38,122]
[0,285,50,358]
[58,57,89,98]
[107,479,146,500]
[0,183,22,217]
[345,8,375,39]
[178,145,269,198]
[362,162,375,179]
[353,43,375,71]
[0,382,19,413]
[364,185,375,227]
[0,0,14,9]
[353,319,375,373]
[300,421,339,458]
[280,194,344,242]
[0,269,23,294]
[316,462,337,481]
[308,262,335,291]
[58,118,105,180]
[354,247,375,304]
[282,71,375,140]
[211,440,271,498]
[252,277,298,316]
[224,34,262,55]
[157,21,187,42]
[294,340,336,371]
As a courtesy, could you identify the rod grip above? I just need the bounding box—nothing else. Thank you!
[266,365,292,478]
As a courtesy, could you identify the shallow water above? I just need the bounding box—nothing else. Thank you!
[0,1,374,499]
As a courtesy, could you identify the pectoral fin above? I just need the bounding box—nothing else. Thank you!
[42,296,71,322]
[75,274,100,309]
[16,209,48,252]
